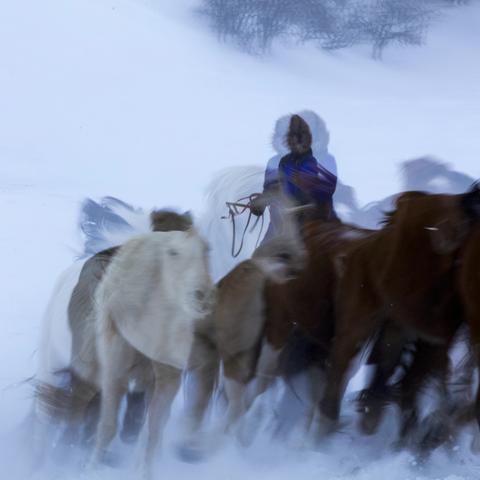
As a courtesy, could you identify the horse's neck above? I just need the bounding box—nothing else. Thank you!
[378,225,452,298]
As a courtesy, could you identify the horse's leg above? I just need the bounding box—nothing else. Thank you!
[60,374,97,448]
[222,348,258,434]
[121,359,153,444]
[298,364,328,440]
[90,331,133,466]
[120,392,146,444]
[396,341,451,450]
[275,364,327,446]
[176,333,219,462]
[183,333,220,438]
[248,339,281,405]
[234,339,282,445]
[466,309,480,452]
[142,363,181,480]
[319,299,379,429]
[91,378,126,465]
[82,393,101,447]
[358,322,409,435]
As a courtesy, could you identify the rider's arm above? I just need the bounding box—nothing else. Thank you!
[250,156,282,216]
[299,157,337,203]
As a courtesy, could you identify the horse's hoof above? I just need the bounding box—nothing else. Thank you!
[176,443,206,463]
[470,432,480,454]
[101,451,121,468]
[416,413,452,453]
[391,438,407,452]
[309,411,337,445]
[120,428,140,445]
[87,449,120,470]
[358,412,381,436]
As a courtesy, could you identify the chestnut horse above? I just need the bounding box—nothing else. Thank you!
[458,219,480,450]
[319,186,480,437]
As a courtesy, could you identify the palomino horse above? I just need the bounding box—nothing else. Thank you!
[180,194,306,452]
[91,227,215,478]
[319,186,480,435]
[182,231,306,449]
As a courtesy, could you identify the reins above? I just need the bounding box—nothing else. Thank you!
[222,193,265,257]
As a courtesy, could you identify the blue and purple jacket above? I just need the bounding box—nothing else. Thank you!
[263,149,338,237]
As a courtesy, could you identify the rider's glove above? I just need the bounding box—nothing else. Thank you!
[249,194,267,217]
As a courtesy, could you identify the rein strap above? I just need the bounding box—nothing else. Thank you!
[222,194,265,258]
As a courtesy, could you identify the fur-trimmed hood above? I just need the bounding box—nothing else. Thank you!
[271,110,330,155]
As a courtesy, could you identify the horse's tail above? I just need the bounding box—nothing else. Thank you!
[33,370,74,421]
[79,196,151,257]
[198,165,266,282]
[36,260,86,388]
[33,369,95,422]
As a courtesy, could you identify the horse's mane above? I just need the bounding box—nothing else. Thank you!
[379,209,396,227]
[380,191,432,227]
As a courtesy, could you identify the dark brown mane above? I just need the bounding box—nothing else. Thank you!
[379,209,396,226]
[150,210,193,232]
[380,191,430,227]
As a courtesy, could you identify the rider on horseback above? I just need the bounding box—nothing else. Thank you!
[250,111,338,239]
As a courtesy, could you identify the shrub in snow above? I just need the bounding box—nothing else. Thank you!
[198,0,471,59]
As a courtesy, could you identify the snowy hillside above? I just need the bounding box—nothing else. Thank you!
[1,0,480,478]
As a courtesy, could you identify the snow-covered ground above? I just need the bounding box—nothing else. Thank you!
[1,0,480,478]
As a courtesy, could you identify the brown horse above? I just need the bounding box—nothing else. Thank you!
[458,219,480,450]
[358,191,480,451]
[251,219,373,440]
[184,215,373,450]
[319,186,480,437]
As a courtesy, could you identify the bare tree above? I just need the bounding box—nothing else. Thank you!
[349,0,435,59]
[198,0,469,59]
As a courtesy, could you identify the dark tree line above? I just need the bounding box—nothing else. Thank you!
[198,0,472,59]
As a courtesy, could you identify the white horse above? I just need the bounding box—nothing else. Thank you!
[31,166,268,466]
[91,229,215,478]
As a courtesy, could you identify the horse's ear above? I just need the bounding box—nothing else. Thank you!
[462,181,480,220]
[429,181,480,254]
[183,211,194,225]
[391,191,466,257]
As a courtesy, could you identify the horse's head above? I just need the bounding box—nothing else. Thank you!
[252,234,306,283]
[387,183,480,257]
[161,229,216,318]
